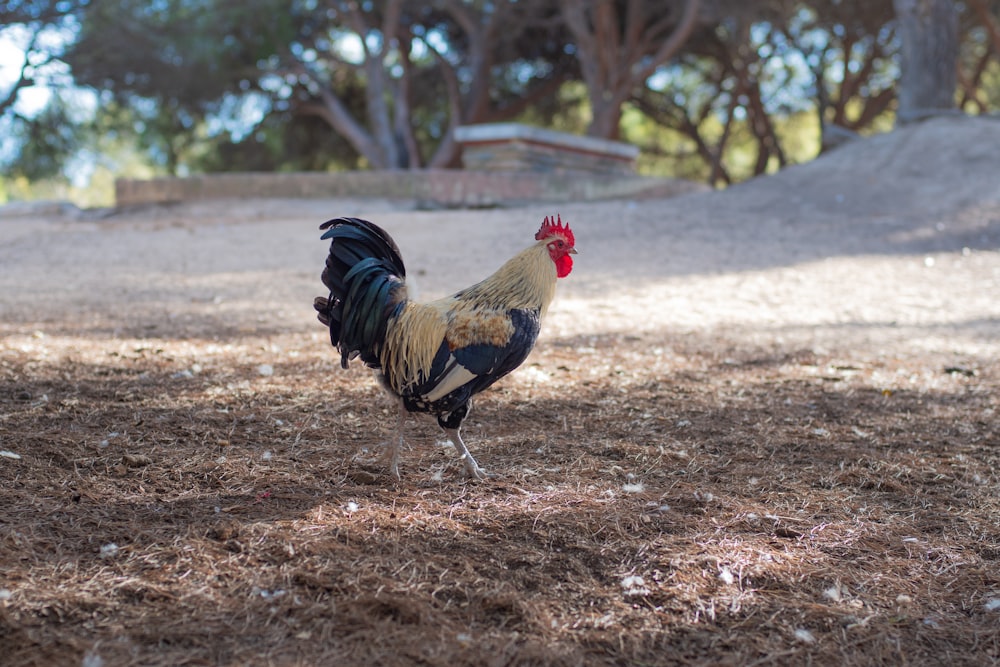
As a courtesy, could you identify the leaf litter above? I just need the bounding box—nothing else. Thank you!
[1,327,998,666]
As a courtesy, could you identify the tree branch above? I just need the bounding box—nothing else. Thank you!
[291,61,385,167]
[0,28,44,116]
[634,0,701,83]
[424,40,464,168]
[968,0,1000,55]
[393,32,421,168]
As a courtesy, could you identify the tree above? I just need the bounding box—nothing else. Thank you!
[633,54,742,186]
[632,0,898,185]
[64,0,295,174]
[957,0,1000,113]
[1,0,91,183]
[4,94,79,180]
[0,26,43,119]
[560,0,701,139]
[9,0,1000,193]
[892,0,959,123]
[967,0,1000,55]
[415,0,576,167]
[785,2,895,134]
[284,0,574,169]
[1,1,89,117]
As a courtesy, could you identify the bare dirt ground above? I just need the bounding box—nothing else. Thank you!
[1,115,999,666]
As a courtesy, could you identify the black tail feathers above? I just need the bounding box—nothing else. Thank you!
[316,217,407,369]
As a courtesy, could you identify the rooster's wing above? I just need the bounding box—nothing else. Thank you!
[400,308,541,415]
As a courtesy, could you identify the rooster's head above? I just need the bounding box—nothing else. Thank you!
[535,214,577,278]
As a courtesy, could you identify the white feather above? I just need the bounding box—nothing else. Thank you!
[423,356,477,402]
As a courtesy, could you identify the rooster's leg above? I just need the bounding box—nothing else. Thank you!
[437,403,492,480]
[437,403,494,479]
[387,399,407,480]
[442,426,490,480]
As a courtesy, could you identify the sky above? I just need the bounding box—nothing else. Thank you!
[2,35,45,116]
[0,24,63,117]
[0,24,101,185]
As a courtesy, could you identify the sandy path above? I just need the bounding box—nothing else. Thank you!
[0,116,998,369]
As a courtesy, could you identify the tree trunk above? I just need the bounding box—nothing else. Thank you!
[562,0,700,140]
[967,0,1000,57]
[892,0,958,124]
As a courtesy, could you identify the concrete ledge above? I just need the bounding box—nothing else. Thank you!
[455,123,638,174]
[115,170,707,208]
[0,200,81,218]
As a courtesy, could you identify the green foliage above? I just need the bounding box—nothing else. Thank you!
[58,0,300,175]
[981,61,1000,107]
[517,81,590,134]
[5,95,79,181]
[773,110,822,165]
[198,112,363,173]
[958,14,1000,113]
[67,0,294,105]
[4,0,1000,204]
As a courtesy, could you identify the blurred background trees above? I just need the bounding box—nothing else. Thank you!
[1,0,998,204]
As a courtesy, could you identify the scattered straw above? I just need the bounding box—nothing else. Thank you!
[1,328,998,666]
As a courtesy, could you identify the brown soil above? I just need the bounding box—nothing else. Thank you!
[1,116,999,665]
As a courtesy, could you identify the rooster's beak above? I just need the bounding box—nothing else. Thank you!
[568,248,578,255]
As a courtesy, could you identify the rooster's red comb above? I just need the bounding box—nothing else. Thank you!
[535,214,574,245]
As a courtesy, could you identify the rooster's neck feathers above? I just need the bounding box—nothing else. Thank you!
[450,242,558,313]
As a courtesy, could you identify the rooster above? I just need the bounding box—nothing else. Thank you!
[314,214,576,480]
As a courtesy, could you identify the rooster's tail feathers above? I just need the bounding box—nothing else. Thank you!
[316,218,407,369]
[320,217,405,274]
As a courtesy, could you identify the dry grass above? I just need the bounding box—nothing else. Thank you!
[2,327,999,666]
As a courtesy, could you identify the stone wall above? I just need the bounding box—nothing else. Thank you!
[454,123,639,175]
[115,169,707,208]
